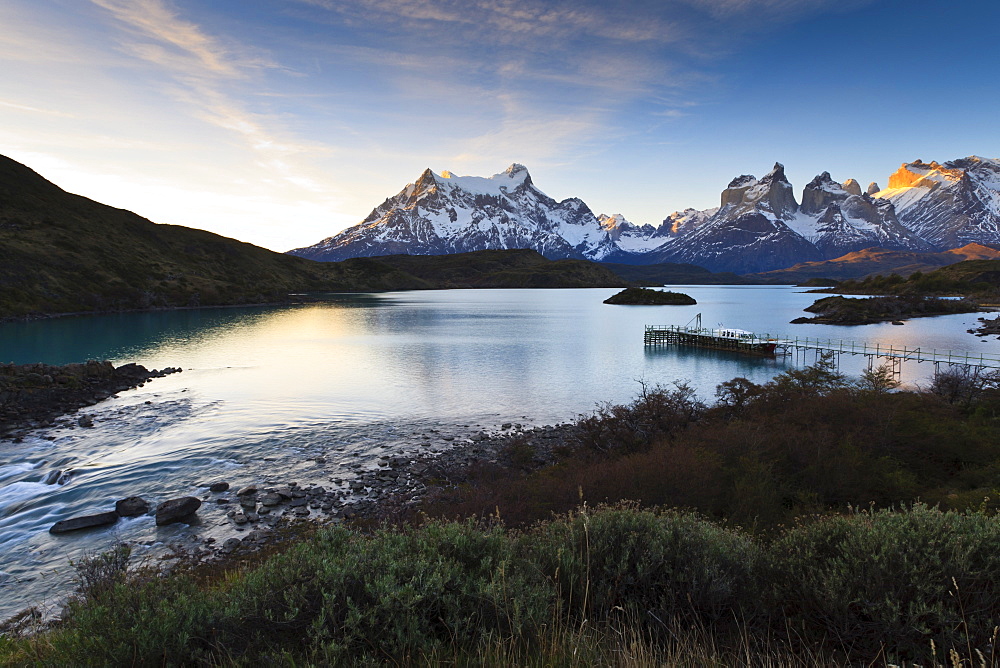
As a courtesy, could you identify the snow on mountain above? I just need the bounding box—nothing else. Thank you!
[644,164,926,273]
[874,157,1000,249]
[596,213,678,254]
[787,171,929,258]
[289,164,646,263]
[290,156,999,274]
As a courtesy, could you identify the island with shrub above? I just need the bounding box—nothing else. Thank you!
[791,294,980,325]
[603,287,697,305]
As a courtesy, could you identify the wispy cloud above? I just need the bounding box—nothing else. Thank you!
[676,0,874,22]
[88,0,260,78]
[0,99,75,117]
[87,0,334,188]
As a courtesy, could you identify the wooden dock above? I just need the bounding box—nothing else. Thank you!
[644,325,782,356]
[646,314,1000,371]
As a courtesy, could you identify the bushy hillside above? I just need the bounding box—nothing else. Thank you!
[0,156,625,318]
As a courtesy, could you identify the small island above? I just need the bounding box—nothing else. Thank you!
[791,295,980,325]
[603,287,697,305]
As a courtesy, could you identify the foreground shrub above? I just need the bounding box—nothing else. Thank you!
[7,506,1000,665]
[69,542,132,604]
[527,504,761,634]
[770,503,1000,662]
[45,521,551,665]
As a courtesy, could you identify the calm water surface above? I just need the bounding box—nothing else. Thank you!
[0,286,996,617]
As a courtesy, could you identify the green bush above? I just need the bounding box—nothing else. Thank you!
[769,503,1000,661]
[46,521,552,665]
[527,504,761,633]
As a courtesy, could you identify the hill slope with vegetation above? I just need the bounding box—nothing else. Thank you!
[826,259,1000,298]
[747,244,1000,283]
[0,156,625,318]
[0,155,423,317]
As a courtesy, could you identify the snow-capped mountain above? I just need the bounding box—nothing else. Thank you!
[289,164,649,263]
[644,164,928,273]
[290,156,1000,274]
[596,213,676,256]
[873,157,1000,249]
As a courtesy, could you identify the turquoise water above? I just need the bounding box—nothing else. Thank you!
[0,286,996,618]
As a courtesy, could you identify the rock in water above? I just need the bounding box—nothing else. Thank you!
[50,511,119,534]
[209,481,230,492]
[115,496,149,517]
[155,496,202,525]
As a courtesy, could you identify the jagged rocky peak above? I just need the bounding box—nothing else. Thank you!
[663,207,717,235]
[760,162,790,184]
[887,159,967,190]
[500,162,532,187]
[727,174,758,188]
[597,213,630,231]
[875,155,1000,249]
[800,171,848,215]
[408,167,441,199]
[866,182,881,196]
[842,179,862,196]
[597,213,670,250]
[720,174,757,207]
[718,163,797,218]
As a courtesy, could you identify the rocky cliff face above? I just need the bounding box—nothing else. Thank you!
[874,157,1000,249]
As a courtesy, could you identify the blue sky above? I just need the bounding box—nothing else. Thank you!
[1,0,997,251]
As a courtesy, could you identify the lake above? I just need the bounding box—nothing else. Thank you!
[0,286,996,618]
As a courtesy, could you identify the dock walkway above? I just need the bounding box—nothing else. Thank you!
[645,314,1000,371]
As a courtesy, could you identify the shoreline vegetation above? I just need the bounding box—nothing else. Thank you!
[4,356,1000,664]
[602,286,697,305]
[793,259,1000,325]
[791,294,981,325]
[0,247,629,322]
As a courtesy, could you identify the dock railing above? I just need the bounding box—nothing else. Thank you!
[645,325,1000,369]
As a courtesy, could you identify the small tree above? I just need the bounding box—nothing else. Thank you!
[856,362,900,394]
[764,351,847,399]
[714,377,761,414]
[929,365,1000,407]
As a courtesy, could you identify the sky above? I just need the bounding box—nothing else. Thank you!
[1,0,998,252]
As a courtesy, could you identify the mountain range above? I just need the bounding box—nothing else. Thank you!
[291,157,1000,274]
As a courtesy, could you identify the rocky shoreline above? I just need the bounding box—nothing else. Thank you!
[0,360,181,441]
[1,362,584,616]
[141,420,582,569]
[969,314,1000,338]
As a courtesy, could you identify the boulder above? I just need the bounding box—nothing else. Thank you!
[235,485,257,497]
[260,492,283,507]
[209,481,230,493]
[155,496,202,525]
[50,511,119,534]
[115,496,150,517]
[220,537,242,553]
